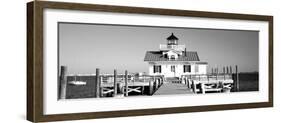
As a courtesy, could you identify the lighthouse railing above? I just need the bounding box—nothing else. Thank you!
[159,44,185,51]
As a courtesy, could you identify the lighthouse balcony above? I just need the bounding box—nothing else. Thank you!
[159,44,186,51]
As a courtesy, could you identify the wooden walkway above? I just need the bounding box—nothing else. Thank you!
[153,82,194,95]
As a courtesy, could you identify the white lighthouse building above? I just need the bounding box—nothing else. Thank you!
[144,33,208,78]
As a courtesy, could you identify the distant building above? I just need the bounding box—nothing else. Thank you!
[144,33,208,78]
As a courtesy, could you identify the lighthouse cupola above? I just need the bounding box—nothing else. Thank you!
[167,33,178,45]
[159,33,185,51]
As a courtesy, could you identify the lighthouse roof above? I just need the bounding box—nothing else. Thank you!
[144,51,201,62]
[167,33,178,40]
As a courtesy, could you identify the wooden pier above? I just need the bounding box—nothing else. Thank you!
[180,65,239,94]
[97,70,164,97]
[154,82,193,95]
[59,65,240,99]
[59,66,164,99]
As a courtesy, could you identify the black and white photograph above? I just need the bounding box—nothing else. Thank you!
[58,22,259,100]
[25,1,274,122]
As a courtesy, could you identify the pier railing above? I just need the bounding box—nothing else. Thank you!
[59,66,164,99]
[180,65,240,94]
[181,74,233,82]
[97,73,164,97]
[159,44,185,51]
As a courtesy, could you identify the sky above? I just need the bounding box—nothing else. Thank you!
[59,22,259,74]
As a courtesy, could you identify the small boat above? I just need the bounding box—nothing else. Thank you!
[68,81,86,85]
[68,75,87,86]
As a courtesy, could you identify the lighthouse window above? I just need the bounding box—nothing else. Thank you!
[195,65,199,73]
[184,65,191,72]
[153,65,161,73]
[171,66,175,72]
[170,55,176,60]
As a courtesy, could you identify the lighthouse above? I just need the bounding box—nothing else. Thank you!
[144,33,208,78]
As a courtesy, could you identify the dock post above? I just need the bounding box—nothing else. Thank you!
[187,78,190,88]
[216,68,218,80]
[59,66,67,99]
[149,80,154,95]
[235,65,239,92]
[223,66,225,80]
[99,76,103,97]
[200,83,205,94]
[230,66,232,74]
[125,70,128,97]
[228,66,231,80]
[192,80,197,94]
[226,66,229,74]
[113,69,117,97]
[155,78,159,89]
[95,68,100,98]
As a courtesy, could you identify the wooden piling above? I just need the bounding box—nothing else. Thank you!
[59,66,67,99]
[192,80,197,94]
[185,77,188,87]
[187,78,190,88]
[155,79,159,89]
[95,68,100,98]
[235,65,239,91]
[125,70,128,97]
[223,66,225,80]
[215,68,217,73]
[226,66,229,74]
[149,80,154,95]
[200,83,205,94]
[99,76,103,97]
[141,86,144,95]
[230,66,232,74]
[113,69,117,97]
[216,68,218,80]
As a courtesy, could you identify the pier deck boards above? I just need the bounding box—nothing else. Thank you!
[153,82,193,95]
